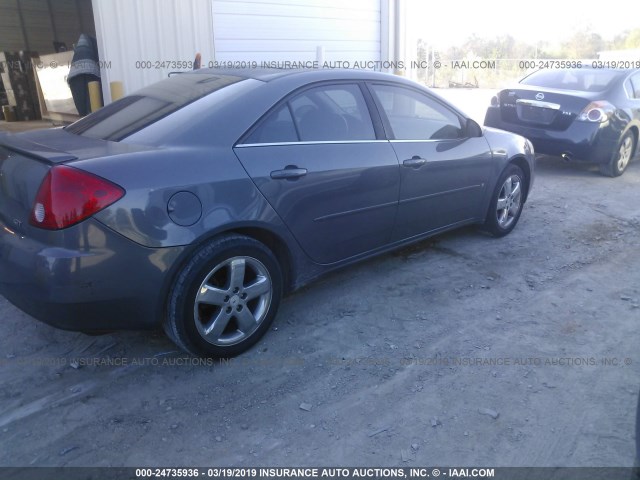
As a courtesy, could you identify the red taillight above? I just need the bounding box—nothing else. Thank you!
[29,165,125,230]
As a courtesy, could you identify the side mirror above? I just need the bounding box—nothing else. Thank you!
[465,118,483,138]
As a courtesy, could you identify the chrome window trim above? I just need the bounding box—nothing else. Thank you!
[235,140,388,148]
[389,139,455,143]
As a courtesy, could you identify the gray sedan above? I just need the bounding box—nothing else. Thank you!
[0,69,534,357]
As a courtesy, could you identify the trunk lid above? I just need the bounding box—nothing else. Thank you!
[497,86,597,131]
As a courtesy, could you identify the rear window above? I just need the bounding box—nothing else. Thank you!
[520,69,626,92]
[65,74,243,141]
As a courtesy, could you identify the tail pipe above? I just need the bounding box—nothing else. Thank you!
[561,152,573,162]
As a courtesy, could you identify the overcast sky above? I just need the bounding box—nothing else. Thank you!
[408,0,640,50]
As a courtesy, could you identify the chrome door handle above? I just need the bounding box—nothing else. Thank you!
[403,156,427,168]
[270,167,308,180]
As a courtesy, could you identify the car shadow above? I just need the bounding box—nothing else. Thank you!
[535,154,601,178]
[536,153,640,179]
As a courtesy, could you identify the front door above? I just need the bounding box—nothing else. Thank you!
[368,83,494,241]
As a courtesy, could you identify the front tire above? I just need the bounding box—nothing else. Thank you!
[599,131,635,177]
[164,234,283,357]
[482,164,526,237]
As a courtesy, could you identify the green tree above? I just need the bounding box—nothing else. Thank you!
[561,29,605,58]
[624,29,640,48]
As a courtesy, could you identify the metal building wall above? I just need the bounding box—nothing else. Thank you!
[211,0,381,63]
[91,0,386,104]
[91,0,215,102]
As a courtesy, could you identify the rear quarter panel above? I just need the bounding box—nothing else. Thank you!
[75,148,292,249]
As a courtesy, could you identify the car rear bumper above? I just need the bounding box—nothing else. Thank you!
[485,107,620,164]
[0,218,186,331]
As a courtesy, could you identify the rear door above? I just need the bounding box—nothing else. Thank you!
[233,82,400,265]
[367,83,494,240]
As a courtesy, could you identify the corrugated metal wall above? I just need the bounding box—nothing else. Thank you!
[0,0,95,54]
[92,0,215,102]
[212,0,381,63]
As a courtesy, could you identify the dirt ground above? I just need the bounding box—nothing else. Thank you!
[1,153,639,468]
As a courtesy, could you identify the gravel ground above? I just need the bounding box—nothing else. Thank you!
[0,154,639,468]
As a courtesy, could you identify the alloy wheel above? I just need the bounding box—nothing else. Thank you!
[617,135,633,172]
[496,174,522,229]
[194,256,272,346]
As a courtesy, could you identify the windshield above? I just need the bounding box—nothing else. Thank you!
[65,73,243,141]
[520,69,626,92]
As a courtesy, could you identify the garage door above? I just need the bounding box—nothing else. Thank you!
[212,0,381,63]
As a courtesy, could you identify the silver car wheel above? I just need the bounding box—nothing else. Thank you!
[617,135,633,172]
[194,256,272,346]
[496,174,522,230]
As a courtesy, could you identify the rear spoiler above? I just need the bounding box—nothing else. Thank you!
[0,131,77,164]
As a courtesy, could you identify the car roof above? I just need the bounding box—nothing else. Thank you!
[188,67,406,83]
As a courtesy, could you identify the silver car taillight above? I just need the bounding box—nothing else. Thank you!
[577,101,615,123]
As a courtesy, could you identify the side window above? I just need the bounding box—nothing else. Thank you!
[289,84,375,141]
[370,84,464,140]
[630,73,640,99]
[243,104,298,144]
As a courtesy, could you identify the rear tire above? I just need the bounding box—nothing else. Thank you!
[164,234,283,358]
[482,164,526,237]
[599,131,635,177]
